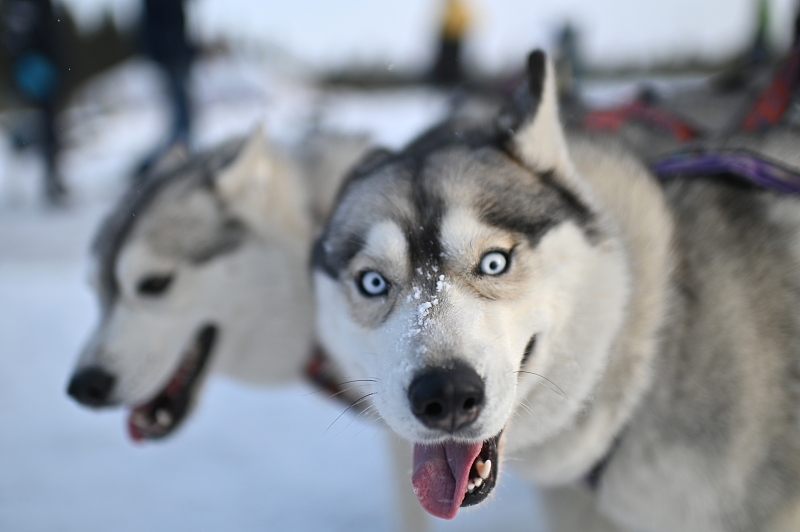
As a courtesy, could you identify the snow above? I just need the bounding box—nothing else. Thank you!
[0,57,544,531]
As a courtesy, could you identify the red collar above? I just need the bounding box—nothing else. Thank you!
[304,346,370,414]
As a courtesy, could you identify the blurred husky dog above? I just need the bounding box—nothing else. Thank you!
[312,50,800,532]
[66,128,369,441]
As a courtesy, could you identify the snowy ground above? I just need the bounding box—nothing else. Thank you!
[0,56,552,531]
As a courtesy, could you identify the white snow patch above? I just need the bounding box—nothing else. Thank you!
[436,275,451,293]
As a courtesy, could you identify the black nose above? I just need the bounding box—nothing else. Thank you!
[67,367,116,407]
[408,363,484,433]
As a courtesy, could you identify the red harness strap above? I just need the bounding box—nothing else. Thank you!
[741,43,800,131]
[304,345,369,414]
[584,99,702,142]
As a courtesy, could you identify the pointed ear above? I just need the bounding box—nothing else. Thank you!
[215,125,310,239]
[216,125,270,202]
[499,50,572,176]
[140,141,189,180]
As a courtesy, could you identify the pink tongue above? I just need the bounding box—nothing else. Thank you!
[412,441,483,519]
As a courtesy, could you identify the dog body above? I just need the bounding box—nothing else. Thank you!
[312,52,800,531]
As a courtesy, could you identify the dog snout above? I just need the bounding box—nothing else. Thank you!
[67,367,116,407]
[408,363,484,433]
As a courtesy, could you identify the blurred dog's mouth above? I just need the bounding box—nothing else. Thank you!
[411,431,502,520]
[127,325,217,442]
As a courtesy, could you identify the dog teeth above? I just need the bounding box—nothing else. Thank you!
[155,408,173,427]
[476,459,492,480]
[465,476,484,495]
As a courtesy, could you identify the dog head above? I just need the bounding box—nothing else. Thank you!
[68,128,316,441]
[312,51,631,518]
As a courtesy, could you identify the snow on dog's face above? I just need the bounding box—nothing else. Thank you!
[68,129,315,441]
[313,52,630,519]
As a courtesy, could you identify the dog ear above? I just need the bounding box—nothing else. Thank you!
[499,50,573,176]
[151,141,190,176]
[215,125,310,239]
[216,125,270,200]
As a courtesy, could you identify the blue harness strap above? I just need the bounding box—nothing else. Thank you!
[652,151,800,195]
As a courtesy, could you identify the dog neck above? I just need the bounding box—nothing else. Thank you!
[509,135,676,484]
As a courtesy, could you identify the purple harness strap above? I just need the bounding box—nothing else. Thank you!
[652,151,800,195]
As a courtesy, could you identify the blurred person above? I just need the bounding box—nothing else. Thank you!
[748,0,771,66]
[714,0,774,91]
[554,22,584,104]
[136,0,194,177]
[429,0,472,86]
[1,0,67,205]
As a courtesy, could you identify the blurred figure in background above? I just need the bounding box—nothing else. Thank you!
[714,0,773,91]
[1,0,66,205]
[554,23,584,105]
[137,0,193,177]
[429,0,472,87]
[748,0,771,66]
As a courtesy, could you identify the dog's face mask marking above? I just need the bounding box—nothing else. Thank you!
[315,145,604,436]
[314,51,632,519]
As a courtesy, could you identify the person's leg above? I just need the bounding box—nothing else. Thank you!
[165,66,191,144]
[41,101,66,205]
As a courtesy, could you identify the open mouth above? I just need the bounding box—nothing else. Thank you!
[127,325,217,442]
[411,431,502,520]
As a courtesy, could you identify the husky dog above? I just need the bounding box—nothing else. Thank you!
[312,50,800,531]
[66,127,369,440]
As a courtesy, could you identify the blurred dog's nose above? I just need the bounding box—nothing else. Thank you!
[408,363,484,433]
[67,367,116,407]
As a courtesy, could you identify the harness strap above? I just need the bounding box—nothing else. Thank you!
[584,98,702,142]
[585,42,800,139]
[652,150,800,194]
[741,43,800,131]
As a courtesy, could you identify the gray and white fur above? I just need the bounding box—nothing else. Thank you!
[69,127,368,420]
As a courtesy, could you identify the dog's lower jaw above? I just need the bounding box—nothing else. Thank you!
[127,325,217,441]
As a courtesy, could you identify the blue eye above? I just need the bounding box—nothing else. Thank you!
[359,271,388,296]
[479,251,509,276]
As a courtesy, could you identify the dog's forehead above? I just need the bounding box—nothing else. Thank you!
[92,138,245,307]
[333,130,538,226]
[317,129,596,277]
